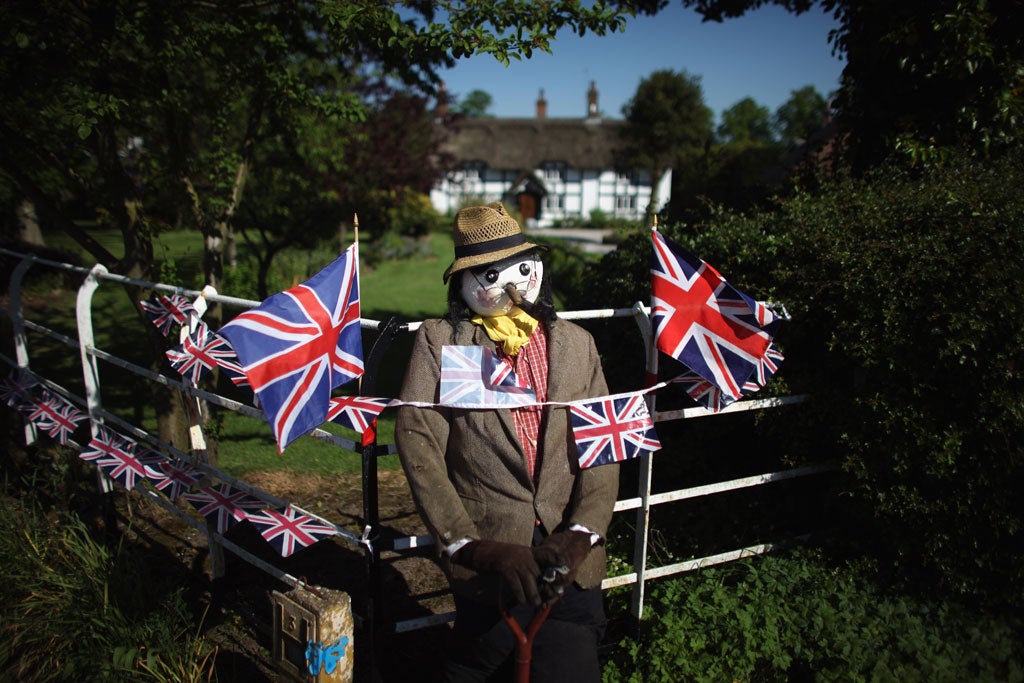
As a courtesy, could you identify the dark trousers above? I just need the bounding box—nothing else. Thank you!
[443,586,606,683]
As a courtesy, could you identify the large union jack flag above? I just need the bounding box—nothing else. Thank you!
[245,506,338,557]
[140,294,196,337]
[183,483,266,533]
[439,345,536,408]
[166,322,239,386]
[219,245,363,451]
[25,389,87,444]
[650,230,784,412]
[570,393,661,468]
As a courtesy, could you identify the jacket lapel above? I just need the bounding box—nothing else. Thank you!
[544,320,571,402]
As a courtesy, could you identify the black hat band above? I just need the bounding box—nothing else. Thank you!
[453,233,526,258]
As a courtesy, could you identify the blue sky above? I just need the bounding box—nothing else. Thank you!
[438,4,845,124]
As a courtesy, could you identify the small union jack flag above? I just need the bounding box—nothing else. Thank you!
[650,230,784,412]
[26,390,87,444]
[0,370,37,410]
[80,427,148,489]
[669,371,726,412]
[183,483,266,533]
[245,506,338,557]
[140,294,196,337]
[80,426,135,463]
[219,245,363,451]
[570,394,661,468]
[166,322,238,385]
[439,345,536,408]
[326,396,392,435]
[150,459,204,501]
[134,447,167,483]
[217,356,248,387]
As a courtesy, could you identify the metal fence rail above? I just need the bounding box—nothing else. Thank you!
[1,247,824,658]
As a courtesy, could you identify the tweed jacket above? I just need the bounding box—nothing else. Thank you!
[395,317,620,605]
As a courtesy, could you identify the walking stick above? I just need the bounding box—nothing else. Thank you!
[501,603,552,683]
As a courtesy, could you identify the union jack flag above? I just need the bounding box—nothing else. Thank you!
[570,393,661,468]
[439,345,536,408]
[218,356,249,387]
[0,370,36,410]
[80,427,148,490]
[327,396,392,435]
[219,245,363,451]
[669,371,727,412]
[151,459,204,501]
[650,230,784,412]
[133,447,167,478]
[166,322,238,385]
[140,294,196,337]
[245,506,338,557]
[80,426,135,463]
[26,390,87,444]
[183,483,266,533]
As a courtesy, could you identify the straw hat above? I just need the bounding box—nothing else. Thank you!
[442,202,543,283]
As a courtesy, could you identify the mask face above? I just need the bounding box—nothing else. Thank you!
[460,253,544,317]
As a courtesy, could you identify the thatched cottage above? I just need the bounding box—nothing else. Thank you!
[430,83,672,227]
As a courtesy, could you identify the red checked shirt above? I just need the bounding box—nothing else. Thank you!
[505,323,548,484]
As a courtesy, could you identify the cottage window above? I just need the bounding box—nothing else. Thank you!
[544,194,565,212]
[615,195,637,212]
[542,163,566,182]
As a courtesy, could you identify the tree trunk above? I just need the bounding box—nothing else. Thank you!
[644,165,663,229]
[16,199,45,246]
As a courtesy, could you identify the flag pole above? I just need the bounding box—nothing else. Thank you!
[351,209,382,677]
[629,213,659,624]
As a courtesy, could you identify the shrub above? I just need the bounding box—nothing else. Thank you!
[602,548,1024,682]
[771,156,1024,609]
[573,151,1024,610]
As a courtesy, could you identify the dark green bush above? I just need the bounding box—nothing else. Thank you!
[602,547,1024,682]
[773,156,1024,609]
[574,152,1024,610]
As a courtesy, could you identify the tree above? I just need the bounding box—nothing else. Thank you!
[717,97,776,144]
[618,70,714,226]
[774,85,829,145]
[673,1,1024,166]
[456,89,494,117]
[0,0,637,449]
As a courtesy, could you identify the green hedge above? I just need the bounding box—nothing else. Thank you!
[602,548,1023,682]
[573,153,1024,610]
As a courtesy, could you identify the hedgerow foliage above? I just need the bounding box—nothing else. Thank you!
[602,548,1024,682]
[573,153,1024,609]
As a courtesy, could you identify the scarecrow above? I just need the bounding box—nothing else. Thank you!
[396,203,619,682]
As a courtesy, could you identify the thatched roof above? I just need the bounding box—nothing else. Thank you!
[442,117,625,171]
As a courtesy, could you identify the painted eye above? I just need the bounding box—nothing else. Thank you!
[484,269,500,284]
[519,263,532,276]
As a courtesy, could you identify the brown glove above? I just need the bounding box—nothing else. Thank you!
[532,530,593,604]
[454,540,543,607]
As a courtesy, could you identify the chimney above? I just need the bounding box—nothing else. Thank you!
[536,89,547,119]
[587,81,599,118]
[434,82,449,118]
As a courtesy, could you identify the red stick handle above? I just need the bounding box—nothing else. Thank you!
[501,604,552,683]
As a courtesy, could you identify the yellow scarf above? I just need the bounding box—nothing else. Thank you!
[471,307,539,356]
